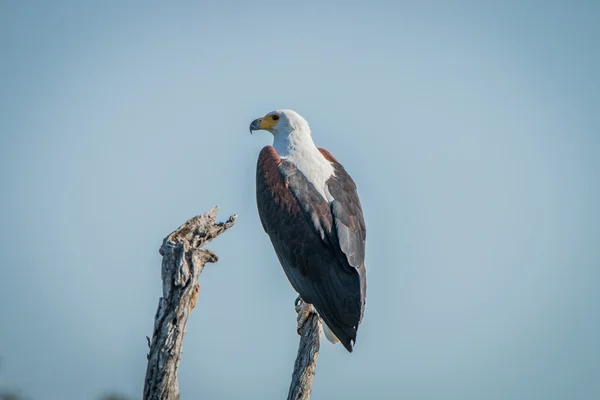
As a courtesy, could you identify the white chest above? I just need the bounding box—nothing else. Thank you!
[285,150,335,202]
[273,133,335,202]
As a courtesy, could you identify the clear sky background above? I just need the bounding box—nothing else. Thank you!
[1,1,599,399]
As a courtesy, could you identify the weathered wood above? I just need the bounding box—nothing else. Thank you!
[287,300,322,400]
[143,207,236,400]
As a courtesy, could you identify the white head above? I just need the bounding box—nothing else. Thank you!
[250,108,335,196]
[249,109,311,137]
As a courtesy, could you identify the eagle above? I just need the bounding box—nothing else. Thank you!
[250,109,367,352]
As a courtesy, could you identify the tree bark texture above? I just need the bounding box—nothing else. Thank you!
[143,207,236,400]
[287,306,322,400]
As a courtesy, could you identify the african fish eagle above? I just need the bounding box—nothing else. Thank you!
[250,109,367,352]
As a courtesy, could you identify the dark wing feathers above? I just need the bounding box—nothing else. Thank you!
[256,146,366,352]
[320,150,368,321]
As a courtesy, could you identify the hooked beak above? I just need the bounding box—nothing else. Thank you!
[249,118,261,134]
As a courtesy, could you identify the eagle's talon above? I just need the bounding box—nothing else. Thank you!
[295,298,315,334]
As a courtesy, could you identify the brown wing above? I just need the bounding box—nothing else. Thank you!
[319,148,367,323]
[256,146,364,352]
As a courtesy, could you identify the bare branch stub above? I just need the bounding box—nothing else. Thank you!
[143,207,236,400]
[287,299,322,400]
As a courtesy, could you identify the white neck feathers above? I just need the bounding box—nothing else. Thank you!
[272,125,335,202]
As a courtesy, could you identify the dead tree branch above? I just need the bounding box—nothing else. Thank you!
[287,300,322,400]
[143,207,236,400]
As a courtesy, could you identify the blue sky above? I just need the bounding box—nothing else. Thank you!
[1,1,599,399]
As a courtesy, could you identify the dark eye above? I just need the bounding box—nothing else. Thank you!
[272,115,280,121]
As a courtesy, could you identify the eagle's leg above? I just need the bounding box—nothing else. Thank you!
[295,296,316,335]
